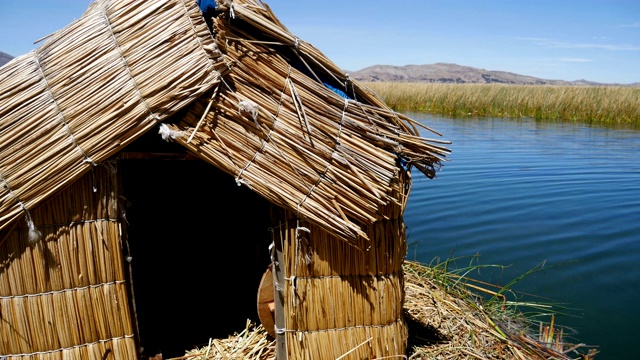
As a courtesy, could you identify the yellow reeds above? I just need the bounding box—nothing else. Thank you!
[365,82,640,127]
[5,336,137,360]
[0,0,226,234]
[0,166,135,357]
[183,321,276,360]
[269,207,407,359]
[170,0,449,244]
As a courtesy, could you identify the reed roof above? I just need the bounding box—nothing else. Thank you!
[0,0,450,244]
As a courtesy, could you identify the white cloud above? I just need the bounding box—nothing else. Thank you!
[620,21,640,28]
[559,58,593,63]
[515,37,640,51]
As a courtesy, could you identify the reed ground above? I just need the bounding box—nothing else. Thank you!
[179,261,598,360]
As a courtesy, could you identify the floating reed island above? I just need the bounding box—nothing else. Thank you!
[0,0,596,359]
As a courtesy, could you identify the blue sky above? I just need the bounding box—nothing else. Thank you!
[1,0,638,84]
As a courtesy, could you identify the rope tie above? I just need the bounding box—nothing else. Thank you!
[0,172,42,245]
[235,127,273,187]
[276,66,293,117]
[238,99,259,125]
[240,64,316,205]
[22,207,42,246]
[283,272,398,282]
[0,280,126,300]
[230,2,236,19]
[33,53,97,168]
[269,318,403,335]
[7,334,135,357]
[268,241,276,264]
[178,0,219,61]
[212,78,246,176]
[101,8,160,124]
[292,85,350,224]
[268,229,283,293]
[159,123,186,142]
[234,98,265,186]
[345,73,357,100]
[286,219,312,306]
[293,37,300,52]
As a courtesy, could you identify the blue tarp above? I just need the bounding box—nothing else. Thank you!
[197,0,217,14]
[323,82,350,99]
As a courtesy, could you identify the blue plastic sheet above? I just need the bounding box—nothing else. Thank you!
[197,0,217,14]
[323,82,350,99]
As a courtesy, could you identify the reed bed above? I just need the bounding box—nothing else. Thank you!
[179,260,597,360]
[0,0,225,234]
[169,0,450,244]
[0,166,136,358]
[365,82,640,127]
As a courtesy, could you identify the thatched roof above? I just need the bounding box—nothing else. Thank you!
[0,0,224,235]
[0,0,449,244]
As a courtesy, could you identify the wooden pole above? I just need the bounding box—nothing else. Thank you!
[273,220,287,360]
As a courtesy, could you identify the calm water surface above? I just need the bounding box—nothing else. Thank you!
[404,114,640,359]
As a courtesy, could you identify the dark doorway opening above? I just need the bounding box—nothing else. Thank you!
[118,132,272,358]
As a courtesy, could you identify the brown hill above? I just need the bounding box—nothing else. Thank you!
[2,49,635,87]
[350,62,612,86]
[0,51,14,67]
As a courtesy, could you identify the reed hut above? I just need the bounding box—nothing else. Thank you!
[0,0,450,359]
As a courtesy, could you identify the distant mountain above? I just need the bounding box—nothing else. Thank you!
[1,51,636,87]
[0,51,13,67]
[350,63,628,86]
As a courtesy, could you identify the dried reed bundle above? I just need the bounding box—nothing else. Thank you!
[403,261,597,360]
[182,321,275,360]
[0,0,225,234]
[0,166,135,358]
[169,0,450,244]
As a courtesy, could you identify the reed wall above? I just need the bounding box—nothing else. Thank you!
[272,209,408,359]
[0,165,136,359]
[271,170,410,359]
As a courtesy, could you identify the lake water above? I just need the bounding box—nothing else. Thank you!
[403,113,640,359]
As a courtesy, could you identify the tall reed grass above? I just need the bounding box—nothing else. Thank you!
[363,82,640,127]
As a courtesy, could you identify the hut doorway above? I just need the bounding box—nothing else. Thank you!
[118,143,272,358]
